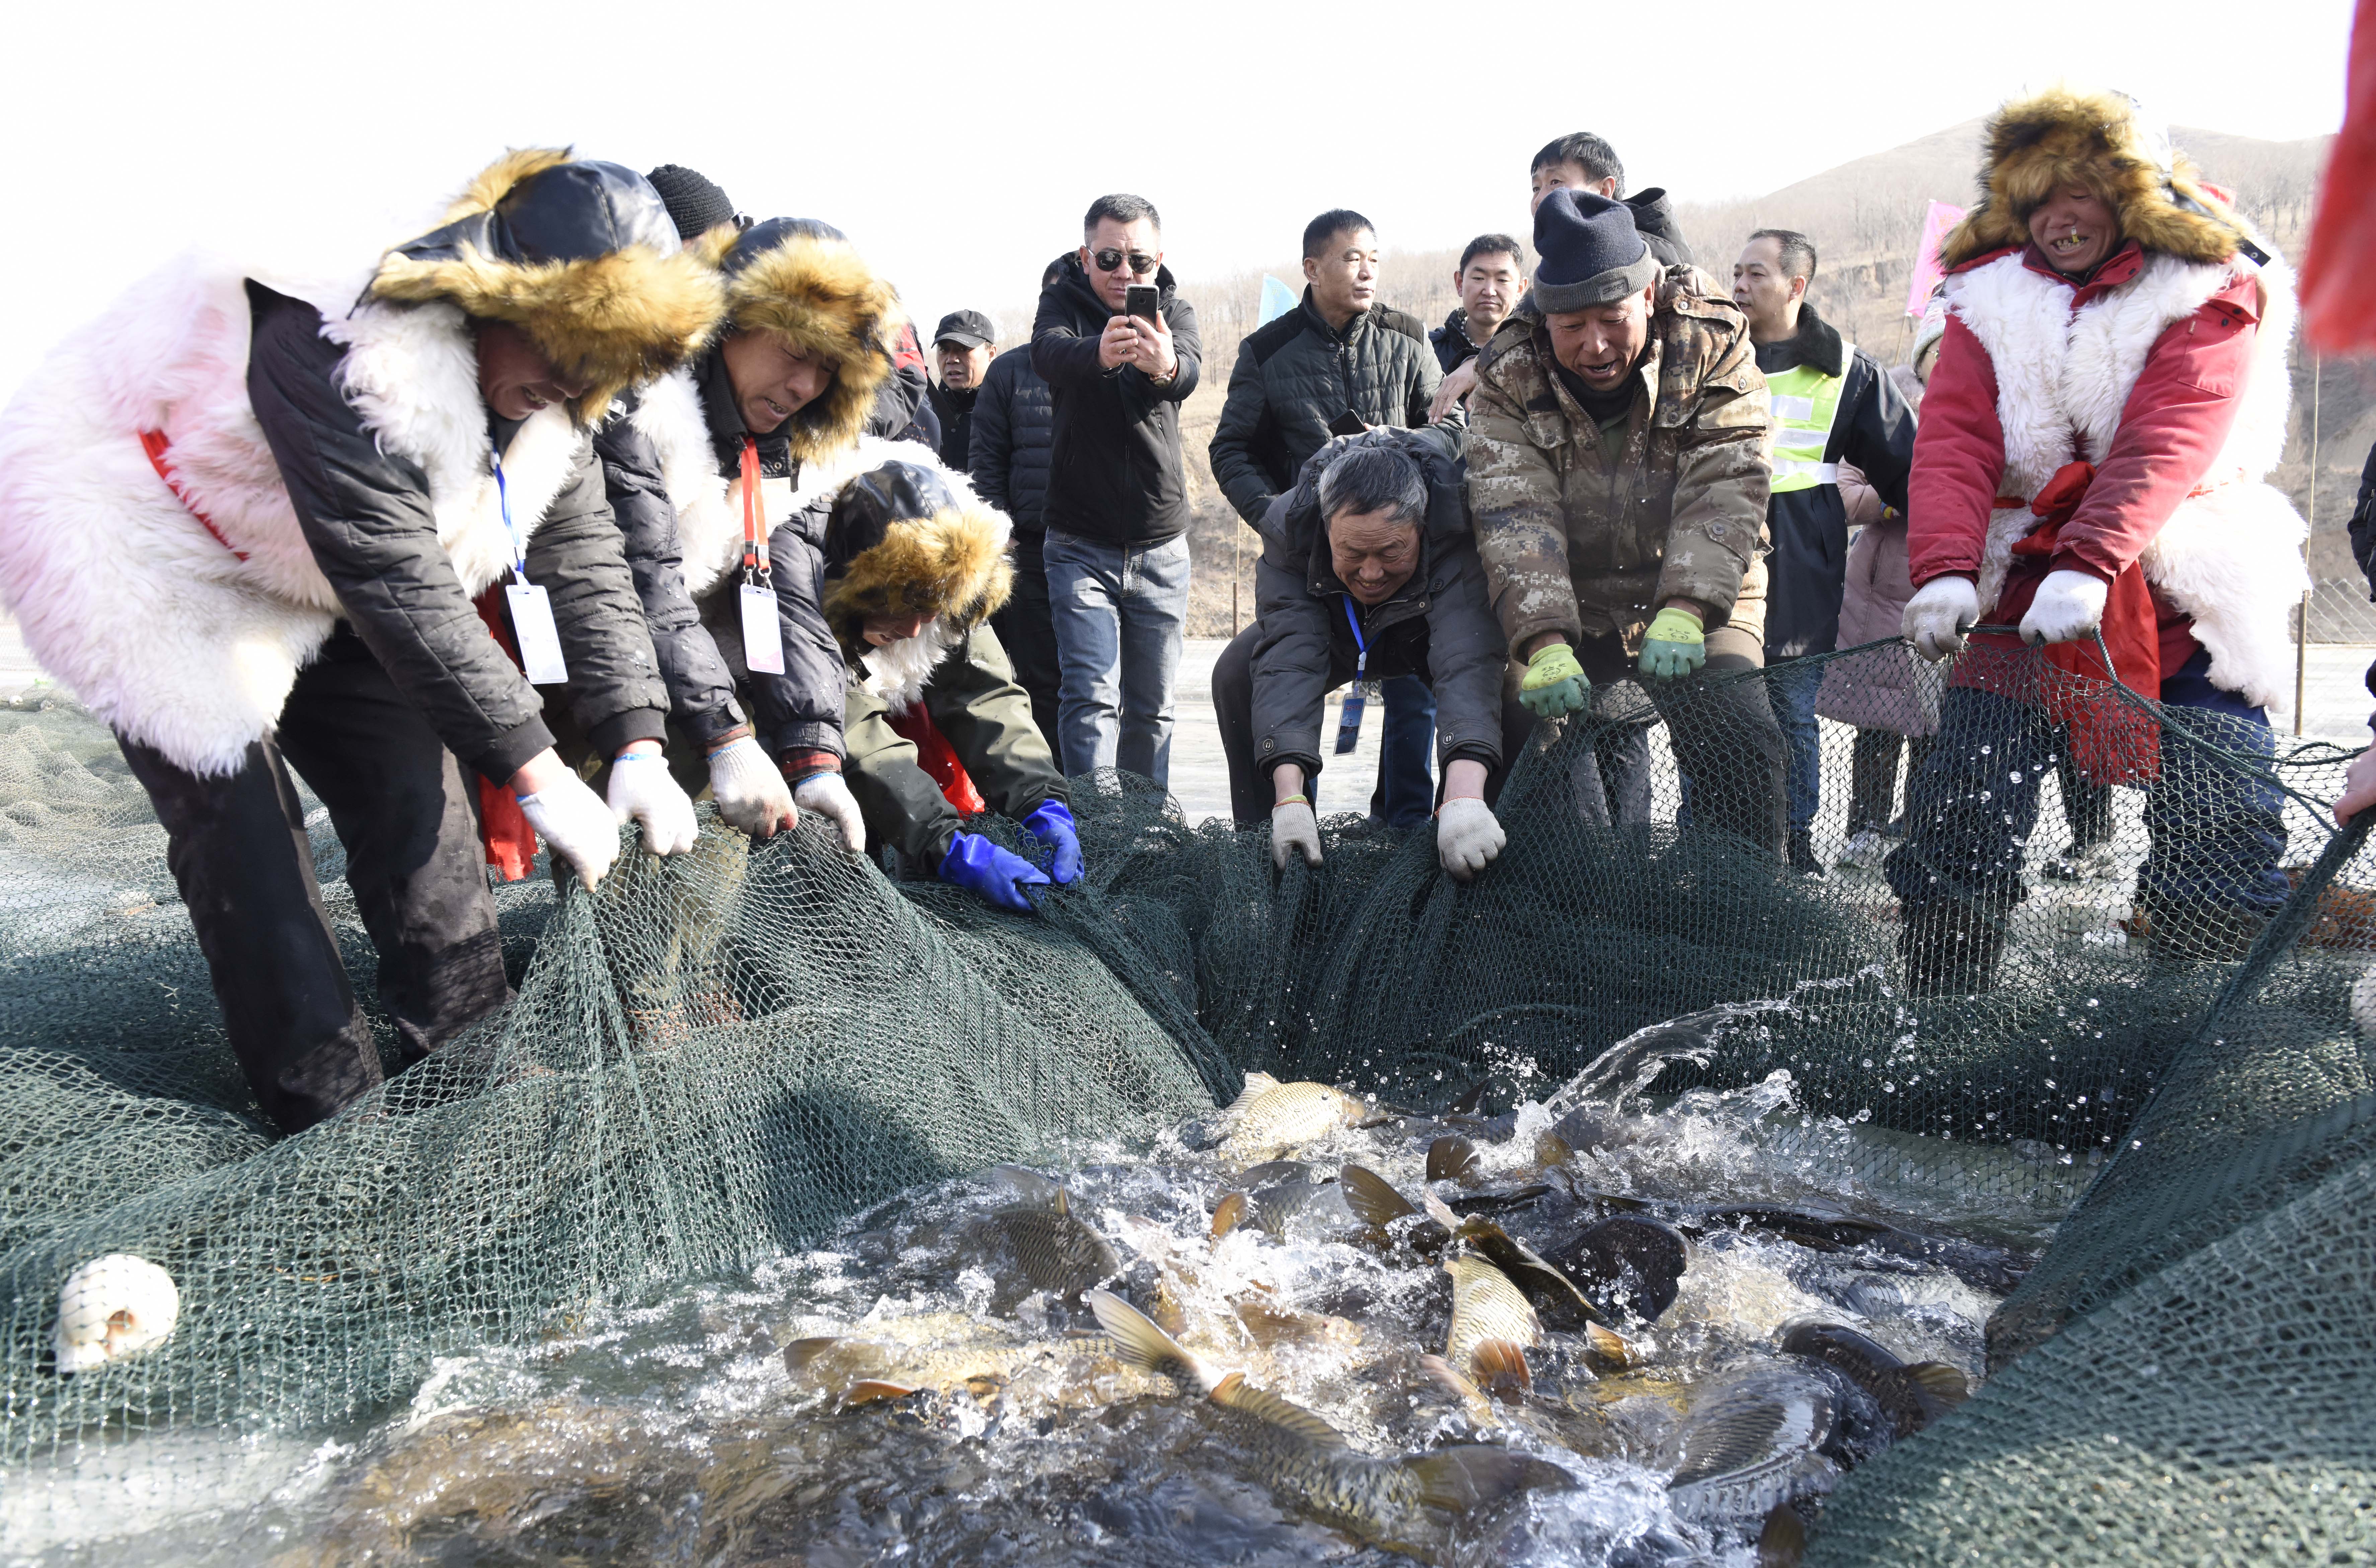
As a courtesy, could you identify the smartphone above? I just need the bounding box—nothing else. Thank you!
[1327,409,1367,438]
[1125,283,1161,322]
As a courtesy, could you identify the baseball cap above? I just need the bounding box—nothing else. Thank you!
[931,309,996,349]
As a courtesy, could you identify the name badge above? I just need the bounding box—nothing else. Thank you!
[740,583,786,675]
[505,582,568,684]
[1333,679,1377,755]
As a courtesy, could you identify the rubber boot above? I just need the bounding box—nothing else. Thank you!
[1899,900,2007,996]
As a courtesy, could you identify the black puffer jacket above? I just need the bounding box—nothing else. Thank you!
[1248,425,1508,783]
[1030,253,1202,546]
[1626,189,1694,267]
[1432,308,1486,374]
[246,283,668,783]
[1209,290,1449,526]
[926,380,978,473]
[970,344,1053,532]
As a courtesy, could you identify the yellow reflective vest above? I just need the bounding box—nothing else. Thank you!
[1764,342,1852,495]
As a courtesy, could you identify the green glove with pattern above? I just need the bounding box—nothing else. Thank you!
[1518,642,1590,719]
[1637,607,1707,680]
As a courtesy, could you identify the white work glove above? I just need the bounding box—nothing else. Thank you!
[1903,574,1980,662]
[706,736,797,838]
[517,772,622,890]
[1436,797,1505,883]
[606,753,700,857]
[2020,569,2110,646]
[1271,799,1322,870]
[793,770,867,855]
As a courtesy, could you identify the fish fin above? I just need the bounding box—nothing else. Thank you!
[782,1337,839,1376]
[1905,1361,1971,1406]
[1207,1372,1349,1448]
[1152,1271,1191,1338]
[1418,1352,1490,1412]
[1085,1289,1209,1392]
[1585,1322,1642,1369]
[1534,1133,1573,1169]
[1470,1338,1533,1399]
[1053,1187,1071,1218]
[1210,1191,1248,1238]
[1338,1164,1417,1228]
[1407,1446,1574,1513]
[1422,1190,1462,1230]
[1427,1135,1481,1185]
[1222,1072,1280,1116]
[1449,1080,1489,1115]
[1758,1502,1808,1567]
[840,1380,919,1406]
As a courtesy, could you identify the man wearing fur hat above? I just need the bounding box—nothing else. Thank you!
[0,151,723,1131]
[800,459,1080,912]
[1466,188,1788,853]
[595,213,909,853]
[1888,88,2306,989]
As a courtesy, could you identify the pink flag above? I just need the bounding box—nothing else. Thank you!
[1905,200,1968,318]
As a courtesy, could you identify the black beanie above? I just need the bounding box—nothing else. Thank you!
[645,164,739,242]
[1531,189,1660,313]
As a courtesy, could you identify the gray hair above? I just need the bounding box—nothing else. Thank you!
[1318,443,1426,528]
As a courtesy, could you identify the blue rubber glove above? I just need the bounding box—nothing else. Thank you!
[938,831,1051,913]
[1020,800,1084,884]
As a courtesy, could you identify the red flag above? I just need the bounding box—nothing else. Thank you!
[2303,0,2376,350]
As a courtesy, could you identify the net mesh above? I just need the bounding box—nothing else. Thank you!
[1,629,2371,1562]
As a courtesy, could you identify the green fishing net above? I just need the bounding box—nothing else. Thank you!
[0,627,2369,1564]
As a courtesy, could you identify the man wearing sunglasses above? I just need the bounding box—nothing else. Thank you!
[1030,193,1203,786]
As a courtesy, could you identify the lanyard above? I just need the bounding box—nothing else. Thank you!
[1333,596,1372,756]
[492,450,527,576]
[1341,595,1368,682]
[740,438,772,585]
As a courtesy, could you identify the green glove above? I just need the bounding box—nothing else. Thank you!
[1638,606,1706,679]
[1519,642,1590,719]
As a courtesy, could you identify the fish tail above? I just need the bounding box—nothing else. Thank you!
[839,1379,920,1406]
[1405,1446,1573,1513]
[1585,1322,1643,1369]
[1469,1337,1533,1399]
[1210,1191,1249,1238]
[1338,1164,1417,1229]
[1086,1289,1211,1393]
[1417,1353,1498,1426]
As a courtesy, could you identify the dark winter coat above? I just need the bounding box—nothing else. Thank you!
[970,346,1054,532]
[927,380,979,473]
[246,283,668,783]
[1432,308,1489,374]
[1752,304,1917,658]
[1030,253,1202,546]
[1248,425,1508,783]
[1626,189,1694,268]
[1208,289,1449,525]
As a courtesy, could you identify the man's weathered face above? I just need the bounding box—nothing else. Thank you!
[1079,216,1162,312]
[1328,507,1421,605]
[1457,251,1524,336]
[2028,185,2119,276]
[1730,236,1803,336]
[863,610,931,647]
[720,330,835,434]
[936,341,994,390]
[1530,160,1619,215]
[1545,285,1655,392]
[475,320,592,421]
[1303,227,1380,321]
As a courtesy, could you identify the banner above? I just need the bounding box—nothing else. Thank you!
[1258,275,1299,326]
[1905,200,1967,318]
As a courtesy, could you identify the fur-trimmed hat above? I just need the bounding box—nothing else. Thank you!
[820,461,1011,657]
[719,218,905,464]
[364,149,730,416]
[1940,86,2258,270]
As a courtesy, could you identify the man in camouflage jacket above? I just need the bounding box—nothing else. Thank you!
[1467,190,1788,853]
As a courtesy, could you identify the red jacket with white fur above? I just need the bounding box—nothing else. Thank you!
[1906,239,2307,707]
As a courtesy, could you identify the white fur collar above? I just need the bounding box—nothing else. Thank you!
[859,618,962,713]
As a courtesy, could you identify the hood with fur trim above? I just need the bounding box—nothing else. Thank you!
[1941,87,2262,271]
[364,149,729,416]
[718,218,904,464]
[821,457,1011,661]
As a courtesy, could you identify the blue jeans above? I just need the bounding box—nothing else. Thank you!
[1042,530,1191,785]
[1373,675,1438,828]
[1885,647,2288,916]
[1765,655,1823,835]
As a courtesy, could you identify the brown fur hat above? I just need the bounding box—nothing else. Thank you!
[365,148,730,416]
[1940,87,2253,270]
[720,218,905,463]
[820,461,1012,657]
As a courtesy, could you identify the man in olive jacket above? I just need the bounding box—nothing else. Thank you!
[1468,190,1786,854]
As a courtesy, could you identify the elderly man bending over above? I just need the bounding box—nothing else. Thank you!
[1213,428,1526,882]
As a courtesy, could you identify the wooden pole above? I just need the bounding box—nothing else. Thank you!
[2296,354,2320,738]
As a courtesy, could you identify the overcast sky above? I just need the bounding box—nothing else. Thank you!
[0,0,2351,399]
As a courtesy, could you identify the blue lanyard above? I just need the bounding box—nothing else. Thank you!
[493,450,527,576]
[1341,595,1368,681]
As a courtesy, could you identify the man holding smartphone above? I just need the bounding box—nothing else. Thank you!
[1030,193,1202,786]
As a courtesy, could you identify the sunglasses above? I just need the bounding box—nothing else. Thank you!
[1092,248,1159,276]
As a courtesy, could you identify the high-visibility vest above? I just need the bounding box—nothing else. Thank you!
[1764,340,1852,495]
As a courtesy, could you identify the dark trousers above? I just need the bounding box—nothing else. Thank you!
[1568,626,1788,855]
[1765,654,1823,835]
[1885,647,2288,916]
[116,630,511,1133]
[2055,738,2114,847]
[1212,624,1533,826]
[1848,729,1935,835]
[990,535,1064,763]
[1369,675,1438,828]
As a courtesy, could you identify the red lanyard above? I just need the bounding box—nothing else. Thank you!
[740,438,771,583]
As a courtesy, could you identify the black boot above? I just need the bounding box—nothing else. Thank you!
[1899,900,2007,996]
[1788,830,1826,878]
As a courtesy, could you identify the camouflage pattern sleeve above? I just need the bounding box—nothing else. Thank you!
[1464,362,1581,655]
[1653,315,1772,627]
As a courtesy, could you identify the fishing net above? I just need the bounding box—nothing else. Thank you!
[0,622,2371,1563]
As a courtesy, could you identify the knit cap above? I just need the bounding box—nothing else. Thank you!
[1531,189,1660,312]
[646,165,740,242]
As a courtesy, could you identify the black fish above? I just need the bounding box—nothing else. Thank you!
[1777,1321,1969,1440]
[1549,1215,1688,1323]
[1684,1205,2032,1293]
